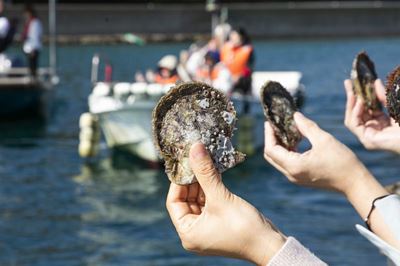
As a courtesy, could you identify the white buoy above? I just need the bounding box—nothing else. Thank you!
[78,113,101,158]
[79,112,99,128]
[79,127,101,143]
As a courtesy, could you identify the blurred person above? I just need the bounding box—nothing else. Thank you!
[167,142,327,266]
[134,71,146,83]
[344,79,400,154]
[264,112,400,264]
[220,27,254,95]
[22,4,42,78]
[0,1,17,55]
[195,50,232,93]
[154,55,179,85]
[177,49,191,82]
[186,41,209,78]
[213,22,232,50]
[0,0,8,39]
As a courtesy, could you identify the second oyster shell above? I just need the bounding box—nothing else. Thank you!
[386,66,400,125]
[351,51,381,111]
[152,82,245,185]
[260,81,302,150]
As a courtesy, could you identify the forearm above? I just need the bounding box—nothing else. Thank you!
[344,168,400,249]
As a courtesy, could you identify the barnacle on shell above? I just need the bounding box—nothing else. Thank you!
[386,66,400,125]
[351,51,381,111]
[152,81,245,185]
[260,81,302,150]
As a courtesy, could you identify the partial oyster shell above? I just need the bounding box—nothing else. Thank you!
[152,82,245,185]
[385,182,400,195]
[260,81,302,150]
[386,66,400,125]
[351,51,381,111]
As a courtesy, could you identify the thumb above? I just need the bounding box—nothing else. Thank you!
[293,112,324,145]
[189,142,225,198]
[374,79,387,106]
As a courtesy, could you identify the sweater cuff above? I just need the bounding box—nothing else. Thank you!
[267,237,327,266]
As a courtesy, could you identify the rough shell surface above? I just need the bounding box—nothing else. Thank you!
[260,81,302,150]
[386,66,400,125]
[152,82,245,185]
[350,51,381,111]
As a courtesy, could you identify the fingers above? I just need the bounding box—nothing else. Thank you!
[293,112,324,145]
[166,183,192,225]
[189,142,225,198]
[264,121,302,175]
[375,79,387,106]
[344,79,356,124]
[350,97,365,126]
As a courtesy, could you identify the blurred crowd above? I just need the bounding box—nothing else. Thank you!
[135,23,254,95]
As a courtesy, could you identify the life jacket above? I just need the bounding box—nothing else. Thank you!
[220,43,253,78]
[154,73,179,84]
[196,65,221,82]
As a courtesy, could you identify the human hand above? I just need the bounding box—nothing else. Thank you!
[166,142,286,265]
[264,112,372,195]
[344,79,400,153]
[264,113,393,248]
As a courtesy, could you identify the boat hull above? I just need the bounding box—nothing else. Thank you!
[0,87,48,118]
[96,100,159,162]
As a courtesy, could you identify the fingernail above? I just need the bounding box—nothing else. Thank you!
[294,112,304,119]
[191,142,208,160]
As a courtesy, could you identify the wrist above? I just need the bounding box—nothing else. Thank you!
[344,168,388,219]
[249,229,287,266]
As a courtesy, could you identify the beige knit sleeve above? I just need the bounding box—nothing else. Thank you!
[267,237,327,266]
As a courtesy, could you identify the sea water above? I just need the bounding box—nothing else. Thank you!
[1,37,400,265]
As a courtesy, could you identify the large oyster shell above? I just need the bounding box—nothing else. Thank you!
[386,66,400,125]
[351,51,381,111]
[260,81,302,150]
[152,82,245,185]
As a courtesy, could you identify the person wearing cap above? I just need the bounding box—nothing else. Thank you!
[154,55,180,85]
[195,50,232,93]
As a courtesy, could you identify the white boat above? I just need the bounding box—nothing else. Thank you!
[85,65,304,162]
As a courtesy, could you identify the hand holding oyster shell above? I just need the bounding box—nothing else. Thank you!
[152,82,245,185]
[260,81,302,150]
[166,142,286,265]
[344,79,400,154]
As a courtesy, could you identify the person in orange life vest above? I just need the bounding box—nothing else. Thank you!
[195,51,232,94]
[154,55,180,85]
[22,4,42,78]
[220,28,254,95]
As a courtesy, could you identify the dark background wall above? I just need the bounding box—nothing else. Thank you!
[5,1,400,41]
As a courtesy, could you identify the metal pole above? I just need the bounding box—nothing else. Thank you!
[49,0,56,80]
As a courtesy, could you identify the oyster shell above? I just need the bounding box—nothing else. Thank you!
[351,51,381,111]
[152,81,245,185]
[386,66,400,125]
[260,81,302,150]
[385,182,400,195]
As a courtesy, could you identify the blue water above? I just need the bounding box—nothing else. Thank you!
[1,38,400,265]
